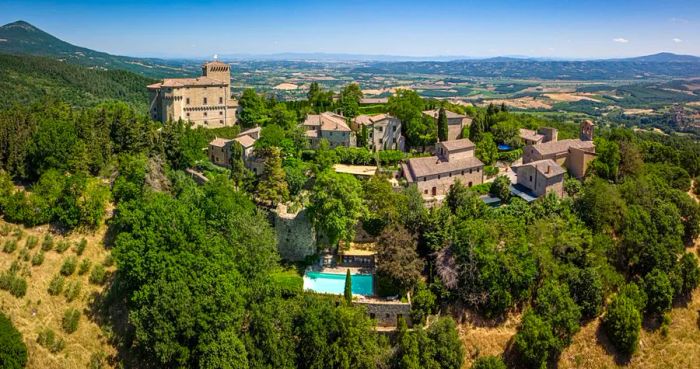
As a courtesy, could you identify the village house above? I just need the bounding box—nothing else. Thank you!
[302,112,356,148]
[519,127,558,145]
[514,121,596,198]
[422,109,472,141]
[148,61,238,128]
[354,113,405,151]
[208,127,263,174]
[402,138,484,198]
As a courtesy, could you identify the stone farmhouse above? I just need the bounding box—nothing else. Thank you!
[402,138,484,198]
[519,127,558,146]
[208,127,263,174]
[354,113,405,151]
[515,121,596,198]
[148,61,238,128]
[422,109,472,141]
[302,112,356,148]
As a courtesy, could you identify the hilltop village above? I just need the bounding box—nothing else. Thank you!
[1,57,699,369]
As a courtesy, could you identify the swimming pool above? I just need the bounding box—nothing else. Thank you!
[498,144,513,151]
[303,271,374,296]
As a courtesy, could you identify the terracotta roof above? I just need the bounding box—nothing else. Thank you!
[519,159,566,178]
[519,128,544,142]
[147,76,227,89]
[354,113,392,126]
[531,139,595,157]
[441,138,475,152]
[238,127,261,138]
[303,112,351,132]
[423,109,466,120]
[209,138,232,147]
[234,135,256,148]
[404,155,483,180]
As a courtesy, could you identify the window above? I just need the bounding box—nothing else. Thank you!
[423,177,427,182]
[530,175,533,182]
[219,97,223,104]
[186,113,190,117]
[379,138,383,144]
[219,111,223,115]
[393,126,397,132]
[469,169,472,174]
[438,174,441,180]
[424,189,428,194]
[186,97,190,105]
[378,127,383,132]
[461,170,464,175]
[204,112,208,117]
[469,181,473,187]
[219,120,223,124]
[203,97,208,105]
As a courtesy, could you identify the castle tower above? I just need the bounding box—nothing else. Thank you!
[202,61,231,85]
[580,120,595,141]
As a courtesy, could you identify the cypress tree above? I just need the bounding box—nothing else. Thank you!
[437,107,449,142]
[344,269,353,304]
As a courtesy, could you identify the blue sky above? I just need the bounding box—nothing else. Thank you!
[1,0,699,58]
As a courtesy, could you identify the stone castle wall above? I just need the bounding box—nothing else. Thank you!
[273,205,316,261]
[355,300,412,327]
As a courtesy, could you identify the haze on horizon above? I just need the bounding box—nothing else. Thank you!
[1,0,699,60]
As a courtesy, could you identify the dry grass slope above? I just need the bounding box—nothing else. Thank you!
[0,221,115,369]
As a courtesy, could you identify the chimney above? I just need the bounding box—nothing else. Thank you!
[546,165,551,174]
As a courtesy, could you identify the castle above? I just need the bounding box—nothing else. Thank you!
[147,61,238,128]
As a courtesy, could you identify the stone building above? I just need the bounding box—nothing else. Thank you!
[521,121,596,179]
[514,159,565,197]
[302,112,356,148]
[402,138,484,198]
[354,114,405,151]
[148,61,238,128]
[422,109,472,141]
[208,126,263,174]
[519,127,558,145]
[515,121,596,198]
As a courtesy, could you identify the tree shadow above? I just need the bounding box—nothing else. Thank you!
[594,321,632,366]
[85,280,155,369]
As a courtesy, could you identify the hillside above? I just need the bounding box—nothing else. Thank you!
[0,20,197,78]
[0,53,154,111]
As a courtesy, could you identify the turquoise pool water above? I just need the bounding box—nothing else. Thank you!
[303,271,374,296]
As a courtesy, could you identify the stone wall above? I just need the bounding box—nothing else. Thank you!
[355,300,412,327]
[273,205,316,261]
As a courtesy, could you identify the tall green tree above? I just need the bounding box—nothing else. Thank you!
[238,88,268,128]
[308,170,365,246]
[0,312,27,369]
[475,133,498,165]
[376,224,423,294]
[437,107,448,142]
[257,147,289,206]
[344,269,353,304]
[339,83,363,118]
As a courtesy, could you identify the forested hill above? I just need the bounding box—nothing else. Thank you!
[0,53,154,111]
[0,20,197,78]
[356,54,700,80]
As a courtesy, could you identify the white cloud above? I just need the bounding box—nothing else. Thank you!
[673,38,683,43]
[613,38,629,44]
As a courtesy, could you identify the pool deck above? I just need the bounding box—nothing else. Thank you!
[309,265,374,275]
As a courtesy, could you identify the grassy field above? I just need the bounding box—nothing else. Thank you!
[0,221,115,369]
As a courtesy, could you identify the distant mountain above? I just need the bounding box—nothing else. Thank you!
[0,53,155,111]
[0,20,198,78]
[613,52,700,63]
[220,52,466,62]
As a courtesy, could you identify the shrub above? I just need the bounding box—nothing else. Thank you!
[483,165,499,177]
[89,351,107,369]
[0,312,28,369]
[489,175,512,202]
[89,264,107,285]
[676,253,700,297]
[24,235,38,249]
[19,247,30,262]
[60,256,78,276]
[47,275,65,296]
[2,239,18,254]
[514,311,555,369]
[0,272,27,298]
[61,308,80,334]
[102,254,114,267]
[55,240,70,254]
[471,355,507,369]
[0,224,11,236]
[64,281,81,302]
[411,282,436,324]
[643,269,673,316]
[74,238,88,256]
[41,234,53,251]
[31,251,45,266]
[78,259,91,276]
[603,295,641,355]
[36,328,65,353]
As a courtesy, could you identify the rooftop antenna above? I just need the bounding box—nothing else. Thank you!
[213,54,219,60]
